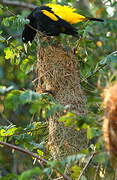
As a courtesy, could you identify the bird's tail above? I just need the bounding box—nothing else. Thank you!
[87,17,104,22]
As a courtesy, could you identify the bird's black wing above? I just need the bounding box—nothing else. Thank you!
[33,6,78,37]
[22,6,78,42]
[32,7,62,36]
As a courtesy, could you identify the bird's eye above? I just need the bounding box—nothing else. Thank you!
[22,37,25,40]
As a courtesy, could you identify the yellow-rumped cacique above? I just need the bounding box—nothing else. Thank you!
[22,3,104,43]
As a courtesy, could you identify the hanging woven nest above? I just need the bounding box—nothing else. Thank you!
[36,36,87,159]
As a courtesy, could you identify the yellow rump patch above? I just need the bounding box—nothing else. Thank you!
[46,4,87,24]
[41,10,58,21]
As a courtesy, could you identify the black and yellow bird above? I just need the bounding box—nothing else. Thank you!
[22,4,104,43]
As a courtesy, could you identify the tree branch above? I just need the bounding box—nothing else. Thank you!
[2,0,37,9]
[0,141,72,180]
[0,141,47,163]
[78,152,95,180]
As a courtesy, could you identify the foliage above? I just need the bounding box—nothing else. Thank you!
[0,0,117,179]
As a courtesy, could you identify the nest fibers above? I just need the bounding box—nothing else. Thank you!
[36,38,87,159]
[103,83,117,159]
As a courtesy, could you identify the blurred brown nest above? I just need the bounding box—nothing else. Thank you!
[103,83,117,158]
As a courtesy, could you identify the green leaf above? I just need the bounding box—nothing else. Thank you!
[19,167,41,180]
[83,25,92,38]
[20,58,33,73]
[46,103,64,117]
[59,112,77,126]
[0,173,18,180]
[19,90,43,104]
[2,15,27,28]
[2,16,15,27]
[0,86,7,94]
[71,165,81,179]
[0,127,17,136]
[87,127,100,139]
[63,154,86,165]
[47,160,60,168]
[19,90,33,104]
[4,90,22,110]
[99,51,117,65]
[0,85,14,94]
[4,47,15,60]
[0,129,6,136]
[93,152,107,164]
[0,35,5,42]
[37,149,44,156]
[30,141,45,150]
[16,15,30,26]
[0,4,3,9]
[80,176,88,180]
[43,168,52,176]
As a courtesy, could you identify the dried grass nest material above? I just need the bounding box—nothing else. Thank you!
[37,44,86,113]
[36,41,87,159]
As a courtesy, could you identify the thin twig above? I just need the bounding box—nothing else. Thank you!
[57,170,72,180]
[81,63,107,82]
[81,50,117,83]
[53,177,64,180]
[2,0,37,9]
[78,152,95,180]
[94,165,100,180]
[0,141,47,163]
[0,141,72,180]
